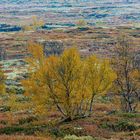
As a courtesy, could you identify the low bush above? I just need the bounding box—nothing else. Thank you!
[46,125,85,138]
[0,120,8,125]
[118,112,140,118]
[0,127,25,135]
[18,116,38,125]
[115,120,137,131]
[101,120,138,132]
[0,125,47,135]
[0,105,10,112]
[47,127,64,137]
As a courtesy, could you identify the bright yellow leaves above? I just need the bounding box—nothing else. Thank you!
[23,16,44,31]
[22,44,116,119]
[32,16,44,30]
[0,69,5,94]
[86,56,116,96]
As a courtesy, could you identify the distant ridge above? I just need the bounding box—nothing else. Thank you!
[0,0,140,29]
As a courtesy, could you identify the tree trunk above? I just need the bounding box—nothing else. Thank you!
[89,93,95,116]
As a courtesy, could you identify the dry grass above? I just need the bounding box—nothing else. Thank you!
[0,135,53,140]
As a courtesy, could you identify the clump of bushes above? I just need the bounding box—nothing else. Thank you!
[118,112,140,118]
[47,127,64,137]
[0,120,8,125]
[0,127,25,135]
[64,135,95,140]
[46,125,85,138]
[115,120,138,131]
[101,120,138,132]
[18,116,38,125]
[0,105,10,112]
[0,125,48,135]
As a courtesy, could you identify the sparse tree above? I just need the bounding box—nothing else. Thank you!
[32,16,44,31]
[76,19,87,28]
[112,34,140,112]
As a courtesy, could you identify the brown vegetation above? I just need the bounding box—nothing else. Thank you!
[0,27,140,140]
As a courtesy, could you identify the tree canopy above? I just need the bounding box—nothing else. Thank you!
[22,44,116,120]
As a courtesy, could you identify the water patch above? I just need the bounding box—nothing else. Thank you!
[0,24,21,32]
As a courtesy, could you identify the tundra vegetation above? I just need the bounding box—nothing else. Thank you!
[0,69,5,94]
[22,16,44,31]
[0,34,139,140]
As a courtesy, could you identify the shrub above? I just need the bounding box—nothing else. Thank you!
[0,126,44,135]
[0,127,25,135]
[118,112,140,118]
[0,105,10,112]
[101,120,138,132]
[46,125,85,138]
[18,116,38,125]
[115,120,138,131]
[47,127,64,137]
[0,120,7,125]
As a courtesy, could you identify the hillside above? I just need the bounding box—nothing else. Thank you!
[0,1,140,140]
[0,0,140,31]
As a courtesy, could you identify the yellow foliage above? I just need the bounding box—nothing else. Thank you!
[32,16,44,30]
[76,19,87,27]
[86,56,117,96]
[0,69,5,94]
[23,16,44,31]
[22,44,116,119]
[130,69,140,89]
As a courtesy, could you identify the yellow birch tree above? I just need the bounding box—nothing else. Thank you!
[22,44,116,120]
